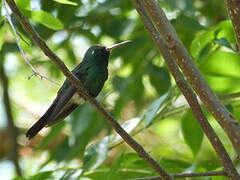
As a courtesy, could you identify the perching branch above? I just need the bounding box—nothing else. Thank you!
[224,0,240,49]
[131,0,240,179]
[129,170,225,180]
[138,0,240,157]
[0,60,22,176]
[5,0,172,179]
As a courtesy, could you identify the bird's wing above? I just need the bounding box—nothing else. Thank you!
[47,84,76,122]
[47,103,79,126]
[46,63,89,122]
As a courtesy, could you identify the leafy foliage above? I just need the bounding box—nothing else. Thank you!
[0,0,238,179]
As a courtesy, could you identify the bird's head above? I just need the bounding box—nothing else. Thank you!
[83,41,131,65]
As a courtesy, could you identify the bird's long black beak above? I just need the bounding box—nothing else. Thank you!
[106,40,131,51]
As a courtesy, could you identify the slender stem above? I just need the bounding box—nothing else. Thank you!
[0,61,22,176]
[5,0,172,179]
[224,0,240,49]
[129,170,226,180]
[131,1,240,179]
[220,92,240,101]
[3,0,59,86]
[139,0,240,157]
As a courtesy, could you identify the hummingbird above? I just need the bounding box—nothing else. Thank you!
[26,41,130,139]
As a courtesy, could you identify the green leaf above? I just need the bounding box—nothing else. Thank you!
[24,10,64,30]
[204,75,240,93]
[30,171,53,180]
[142,92,169,127]
[0,23,6,51]
[15,0,30,10]
[160,158,191,173]
[199,51,240,78]
[181,110,203,156]
[198,42,215,60]
[82,137,109,171]
[104,154,123,180]
[121,153,153,170]
[148,64,171,95]
[215,20,235,44]
[191,30,215,59]
[52,0,78,6]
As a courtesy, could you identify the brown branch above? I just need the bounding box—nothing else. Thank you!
[129,170,225,180]
[5,0,172,179]
[138,0,240,157]
[224,0,240,49]
[0,61,22,176]
[131,1,240,179]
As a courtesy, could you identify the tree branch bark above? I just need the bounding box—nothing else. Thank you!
[5,0,172,179]
[129,170,225,180]
[136,0,240,157]
[131,1,240,179]
[224,0,240,49]
[0,60,22,177]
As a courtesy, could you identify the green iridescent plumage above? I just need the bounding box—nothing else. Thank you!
[26,41,130,139]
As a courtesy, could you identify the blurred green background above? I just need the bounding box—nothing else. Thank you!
[0,0,240,179]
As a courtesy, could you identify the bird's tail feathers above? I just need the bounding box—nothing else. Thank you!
[26,102,56,139]
[26,117,47,139]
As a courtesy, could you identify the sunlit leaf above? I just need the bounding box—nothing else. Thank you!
[0,23,6,51]
[215,20,235,44]
[16,0,30,10]
[24,10,64,30]
[52,0,78,6]
[199,51,240,78]
[191,30,215,59]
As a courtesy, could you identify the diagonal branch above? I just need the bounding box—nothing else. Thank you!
[224,0,240,49]
[0,60,22,177]
[5,0,172,179]
[131,0,240,179]
[138,0,240,157]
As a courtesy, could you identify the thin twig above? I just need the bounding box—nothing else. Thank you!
[224,0,240,49]
[131,1,240,179]
[129,170,225,180]
[3,0,59,86]
[5,0,172,179]
[0,61,22,176]
[139,0,240,157]
[220,92,240,101]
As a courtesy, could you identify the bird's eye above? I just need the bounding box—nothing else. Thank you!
[91,51,95,55]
